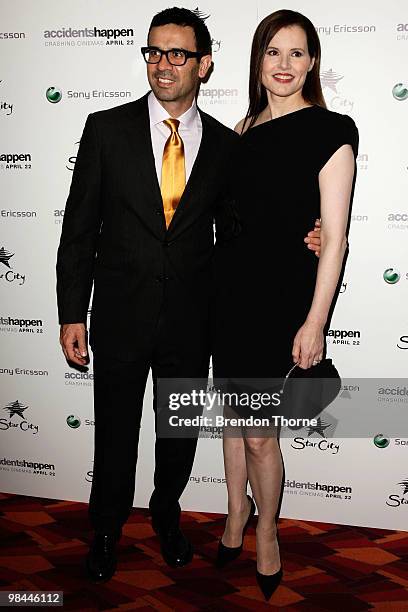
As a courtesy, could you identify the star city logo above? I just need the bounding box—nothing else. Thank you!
[211,39,221,52]
[383,268,400,284]
[307,417,332,437]
[0,246,14,268]
[387,478,408,508]
[0,246,26,285]
[4,400,28,419]
[290,416,340,454]
[392,83,408,101]
[0,400,39,434]
[192,7,210,20]
[320,68,353,113]
[397,334,408,350]
[66,141,79,171]
[374,433,390,448]
[400,479,408,495]
[320,69,344,92]
[0,79,13,116]
[46,86,62,103]
[192,9,221,52]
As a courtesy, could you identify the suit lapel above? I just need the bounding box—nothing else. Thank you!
[124,94,166,238]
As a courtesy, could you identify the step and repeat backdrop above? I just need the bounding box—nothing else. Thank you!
[1,0,407,530]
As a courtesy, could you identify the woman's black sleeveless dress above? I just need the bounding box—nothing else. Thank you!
[212,106,358,382]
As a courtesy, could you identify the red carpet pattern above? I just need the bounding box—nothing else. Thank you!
[0,492,408,610]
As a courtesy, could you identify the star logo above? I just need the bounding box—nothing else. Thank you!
[212,39,221,52]
[193,7,211,20]
[4,400,28,419]
[321,69,344,92]
[0,247,14,268]
[307,417,331,437]
[399,479,408,495]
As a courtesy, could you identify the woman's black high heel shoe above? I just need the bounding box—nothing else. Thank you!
[216,494,256,568]
[256,566,282,601]
[256,521,282,600]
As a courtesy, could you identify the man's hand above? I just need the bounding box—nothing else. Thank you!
[60,323,88,366]
[304,218,321,257]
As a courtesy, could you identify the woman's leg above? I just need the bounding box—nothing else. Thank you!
[244,434,283,574]
[221,432,251,547]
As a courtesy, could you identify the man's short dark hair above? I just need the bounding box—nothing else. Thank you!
[149,7,212,56]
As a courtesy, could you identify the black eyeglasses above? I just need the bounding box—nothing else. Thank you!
[141,46,202,66]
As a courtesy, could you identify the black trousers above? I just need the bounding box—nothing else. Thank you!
[88,304,210,536]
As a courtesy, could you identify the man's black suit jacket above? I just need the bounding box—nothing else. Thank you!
[56,93,239,360]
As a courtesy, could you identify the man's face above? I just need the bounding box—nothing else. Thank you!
[147,24,211,104]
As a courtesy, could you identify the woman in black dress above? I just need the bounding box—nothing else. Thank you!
[213,9,358,599]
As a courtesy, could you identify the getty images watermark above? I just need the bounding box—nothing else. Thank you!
[163,385,318,431]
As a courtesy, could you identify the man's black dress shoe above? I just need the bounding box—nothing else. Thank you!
[86,533,118,583]
[157,526,193,567]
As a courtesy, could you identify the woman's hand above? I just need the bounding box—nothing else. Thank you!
[292,320,324,369]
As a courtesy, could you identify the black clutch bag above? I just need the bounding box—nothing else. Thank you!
[279,358,341,428]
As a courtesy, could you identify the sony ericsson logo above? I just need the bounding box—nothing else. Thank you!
[66,414,94,428]
[387,478,408,508]
[0,400,39,434]
[392,83,408,101]
[67,414,81,429]
[0,31,26,39]
[316,25,375,36]
[46,86,62,103]
[374,434,390,448]
[47,86,131,102]
[383,268,400,284]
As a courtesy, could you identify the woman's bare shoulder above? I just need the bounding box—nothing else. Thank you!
[234,117,249,134]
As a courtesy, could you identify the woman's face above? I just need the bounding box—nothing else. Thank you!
[261,25,315,100]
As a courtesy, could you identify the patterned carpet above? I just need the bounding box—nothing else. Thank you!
[0,493,408,611]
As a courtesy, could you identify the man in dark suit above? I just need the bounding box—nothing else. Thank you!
[57,7,321,582]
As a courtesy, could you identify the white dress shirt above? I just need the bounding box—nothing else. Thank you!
[148,91,202,185]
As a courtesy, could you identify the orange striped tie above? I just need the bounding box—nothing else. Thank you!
[160,118,186,228]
